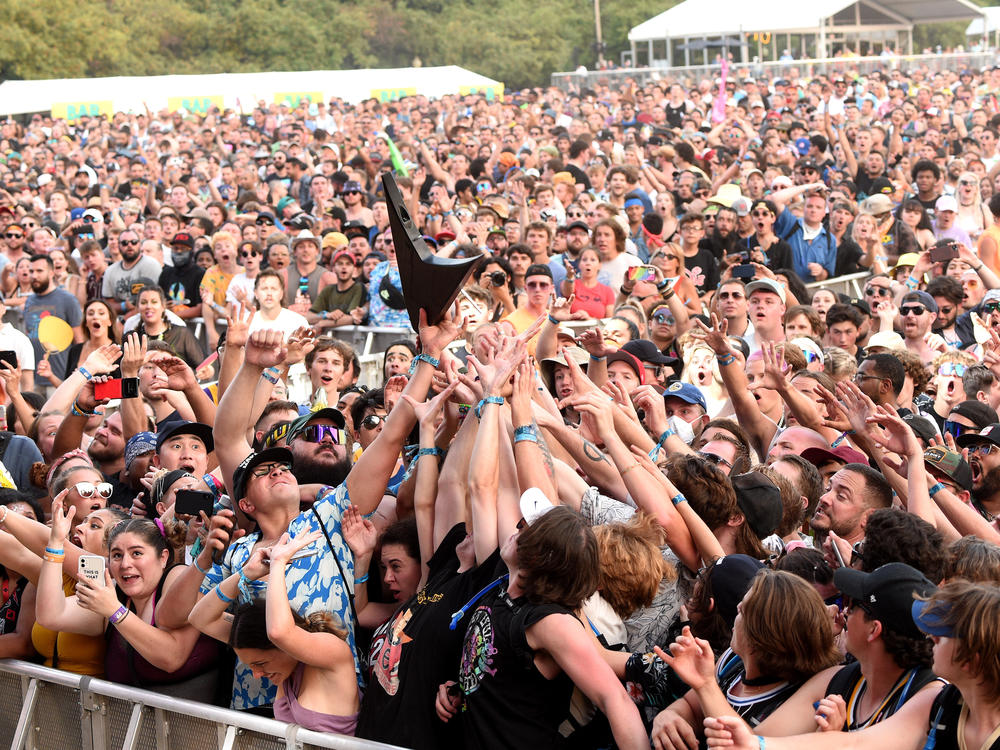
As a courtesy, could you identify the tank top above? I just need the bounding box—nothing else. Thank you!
[30,573,105,676]
[825,661,940,730]
[980,225,1000,276]
[283,264,326,306]
[104,566,222,693]
[274,662,359,734]
[0,572,27,635]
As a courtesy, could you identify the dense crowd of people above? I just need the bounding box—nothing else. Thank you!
[0,59,999,749]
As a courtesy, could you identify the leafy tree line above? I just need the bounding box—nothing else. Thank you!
[0,0,670,89]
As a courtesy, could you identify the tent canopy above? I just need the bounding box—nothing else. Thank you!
[0,66,504,118]
[966,6,1000,35]
[630,0,984,42]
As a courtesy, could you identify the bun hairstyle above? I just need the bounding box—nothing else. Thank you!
[108,517,187,561]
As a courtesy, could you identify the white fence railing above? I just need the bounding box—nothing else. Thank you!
[0,659,404,750]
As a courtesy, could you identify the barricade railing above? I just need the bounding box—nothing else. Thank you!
[805,270,869,299]
[0,659,403,750]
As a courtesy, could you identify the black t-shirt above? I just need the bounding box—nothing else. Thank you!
[835,237,865,277]
[854,168,885,197]
[665,102,688,128]
[564,164,592,191]
[685,245,720,296]
[0,574,27,635]
[355,526,502,749]
[460,584,576,750]
[158,262,205,307]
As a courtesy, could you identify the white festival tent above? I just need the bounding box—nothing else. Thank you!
[628,0,984,67]
[0,66,504,119]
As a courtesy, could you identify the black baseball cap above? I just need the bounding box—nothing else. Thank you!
[231,447,294,504]
[949,400,999,430]
[622,339,678,367]
[732,471,782,539]
[957,422,1000,449]
[707,554,765,626]
[156,420,214,454]
[834,562,936,638]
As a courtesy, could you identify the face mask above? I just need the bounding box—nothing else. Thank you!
[667,415,696,445]
[172,249,192,267]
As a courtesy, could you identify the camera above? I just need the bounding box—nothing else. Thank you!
[488,271,507,287]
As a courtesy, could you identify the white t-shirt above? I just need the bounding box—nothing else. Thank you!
[248,307,309,337]
[226,273,257,306]
[599,252,643,290]
[0,323,35,370]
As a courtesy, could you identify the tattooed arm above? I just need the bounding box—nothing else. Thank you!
[532,402,625,501]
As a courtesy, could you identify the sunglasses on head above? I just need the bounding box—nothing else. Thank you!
[802,350,822,364]
[297,424,344,444]
[74,481,114,499]
[865,285,891,297]
[938,362,967,377]
[697,451,732,469]
[899,305,927,316]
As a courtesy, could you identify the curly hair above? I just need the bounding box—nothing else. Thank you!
[593,513,671,619]
[860,508,946,583]
[943,536,1000,584]
[666,454,736,531]
[895,349,932,396]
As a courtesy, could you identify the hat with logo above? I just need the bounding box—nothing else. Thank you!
[662,381,708,411]
[170,232,194,248]
[834,562,936,638]
[923,446,973,491]
[957,422,1000,449]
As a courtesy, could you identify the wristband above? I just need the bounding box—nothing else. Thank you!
[620,463,641,477]
[716,352,737,366]
[407,353,440,376]
[457,403,472,417]
[261,368,280,385]
[355,572,369,584]
[442,210,454,217]
[237,570,254,602]
[71,400,97,418]
[78,366,94,381]
[417,447,444,460]
[671,493,687,506]
[589,354,606,361]
[656,279,669,291]
[45,546,65,555]
[215,586,235,604]
[43,552,65,564]
[109,606,130,625]
[193,558,209,576]
[757,737,767,750]
[120,301,127,313]
[975,263,984,271]
[514,424,540,444]
[320,310,328,319]
[547,314,559,325]
[474,395,503,419]
[905,275,919,291]
[650,428,675,459]
[928,482,946,497]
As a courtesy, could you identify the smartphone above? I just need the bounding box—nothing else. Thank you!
[0,350,17,370]
[629,265,658,283]
[930,243,959,262]
[79,555,106,586]
[732,264,756,279]
[173,489,215,519]
[94,378,123,400]
[121,377,139,399]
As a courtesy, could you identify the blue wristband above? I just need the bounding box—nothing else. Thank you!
[78,366,94,381]
[475,395,503,419]
[417,447,444,460]
[355,573,369,584]
[671,493,687,506]
[928,482,946,497]
[215,587,234,604]
[408,352,440,375]
[514,424,540,444]
[547,314,559,325]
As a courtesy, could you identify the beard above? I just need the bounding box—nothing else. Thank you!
[88,439,118,464]
[974,462,1000,502]
[292,453,351,489]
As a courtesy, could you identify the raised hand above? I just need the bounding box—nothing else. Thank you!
[865,404,922,458]
[564,390,616,436]
[268,530,323,565]
[693,313,731,355]
[654,626,716,691]
[577,327,610,359]
[120,332,147,378]
[153,354,197,391]
[402,380,458,426]
[82,343,123,375]
[417,308,464,359]
[225,301,253,349]
[49,490,76,543]
[244,329,288,370]
[0,361,21,397]
[759,342,790,391]
[284,327,317,366]
[384,374,409,413]
[602,379,641,423]
[342,504,377,560]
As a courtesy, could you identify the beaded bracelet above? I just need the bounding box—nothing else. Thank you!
[474,395,504,419]
[215,587,235,604]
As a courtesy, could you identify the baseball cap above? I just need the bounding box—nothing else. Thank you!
[605,350,645,384]
[731,471,783,539]
[156,421,214,454]
[82,208,103,223]
[834,562,936,638]
[950,400,999,430]
[171,232,194,248]
[566,220,590,233]
[745,279,786,304]
[322,232,349,250]
[341,180,364,194]
[865,331,905,352]
[519,487,556,525]
[539,346,589,393]
[902,414,938,444]
[622,339,678,368]
[331,249,356,265]
[923,446,973,491]
[902,290,938,313]
[935,195,958,213]
[800,444,869,467]
[860,194,893,215]
[911,598,954,637]
[893,252,921,271]
[706,555,765,626]
[662,381,708,411]
[231,447,294,504]
[957,422,1000,449]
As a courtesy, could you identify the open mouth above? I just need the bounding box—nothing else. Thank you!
[179,463,195,473]
[70,533,81,547]
[120,574,140,585]
[971,461,982,482]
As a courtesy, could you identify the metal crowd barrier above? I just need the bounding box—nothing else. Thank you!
[805,270,869,300]
[0,660,403,750]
